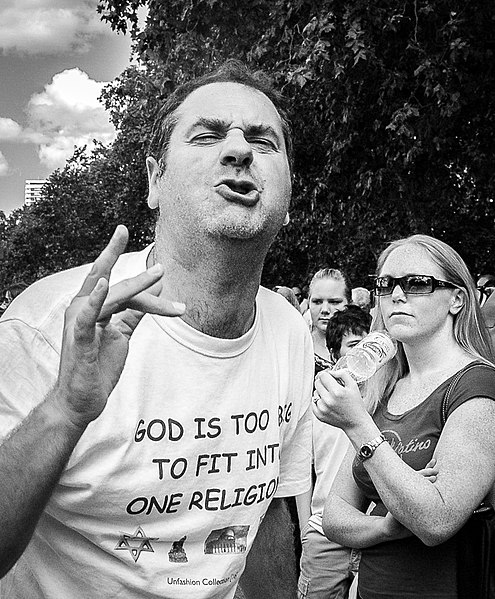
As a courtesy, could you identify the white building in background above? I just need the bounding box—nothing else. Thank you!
[24,179,47,206]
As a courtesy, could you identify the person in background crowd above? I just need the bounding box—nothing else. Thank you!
[308,268,351,374]
[292,286,303,304]
[274,285,303,312]
[300,284,310,317]
[325,305,372,365]
[298,305,371,599]
[478,274,495,350]
[477,274,495,308]
[0,60,313,599]
[316,234,495,599]
[351,287,371,313]
[0,281,28,317]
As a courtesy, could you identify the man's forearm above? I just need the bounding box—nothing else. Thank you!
[0,391,84,577]
[240,498,298,599]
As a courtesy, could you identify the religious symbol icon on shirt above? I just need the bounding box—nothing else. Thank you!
[168,535,188,563]
[204,526,249,554]
[115,526,158,562]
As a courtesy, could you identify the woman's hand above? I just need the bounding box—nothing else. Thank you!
[418,458,438,484]
[381,511,413,540]
[379,458,439,542]
[312,367,369,431]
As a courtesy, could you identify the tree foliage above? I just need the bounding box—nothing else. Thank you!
[0,144,154,286]
[99,0,495,286]
[2,0,494,290]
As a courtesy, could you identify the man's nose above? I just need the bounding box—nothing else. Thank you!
[220,131,254,167]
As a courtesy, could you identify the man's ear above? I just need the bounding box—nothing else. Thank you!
[449,289,465,315]
[146,156,161,209]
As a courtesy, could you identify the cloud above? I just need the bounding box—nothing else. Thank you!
[0,118,23,140]
[0,0,110,55]
[22,68,116,170]
[0,151,10,177]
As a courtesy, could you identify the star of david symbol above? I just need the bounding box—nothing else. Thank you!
[115,526,158,563]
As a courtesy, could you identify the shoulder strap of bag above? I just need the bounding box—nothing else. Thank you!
[441,362,486,426]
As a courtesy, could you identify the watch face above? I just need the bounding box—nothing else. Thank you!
[360,445,373,458]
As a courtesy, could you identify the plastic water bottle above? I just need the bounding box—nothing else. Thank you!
[333,330,397,383]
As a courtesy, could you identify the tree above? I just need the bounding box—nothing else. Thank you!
[0,144,155,286]
[97,0,495,288]
[3,1,494,290]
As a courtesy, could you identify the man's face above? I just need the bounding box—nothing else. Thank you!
[149,82,291,247]
[292,287,302,303]
[477,276,495,307]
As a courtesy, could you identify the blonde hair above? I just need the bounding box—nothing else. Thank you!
[364,234,495,414]
[309,268,352,303]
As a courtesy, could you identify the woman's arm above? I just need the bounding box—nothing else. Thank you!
[322,446,412,548]
[315,370,495,547]
[367,397,495,545]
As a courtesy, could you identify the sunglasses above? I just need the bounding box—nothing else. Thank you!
[373,275,457,297]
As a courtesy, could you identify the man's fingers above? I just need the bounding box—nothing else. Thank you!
[73,277,109,341]
[98,265,185,321]
[126,292,186,317]
[76,225,129,298]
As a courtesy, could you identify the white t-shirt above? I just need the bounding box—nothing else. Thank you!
[308,416,350,535]
[0,246,313,599]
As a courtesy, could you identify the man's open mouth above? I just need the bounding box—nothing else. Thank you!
[214,179,260,205]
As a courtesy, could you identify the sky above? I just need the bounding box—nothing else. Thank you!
[0,0,137,215]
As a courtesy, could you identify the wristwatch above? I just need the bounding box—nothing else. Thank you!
[357,433,387,462]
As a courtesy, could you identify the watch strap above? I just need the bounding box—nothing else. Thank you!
[357,433,387,461]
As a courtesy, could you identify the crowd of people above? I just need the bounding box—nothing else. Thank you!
[0,60,494,599]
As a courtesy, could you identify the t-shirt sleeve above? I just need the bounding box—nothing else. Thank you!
[445,363,495,420]
[274,325,314,498]
[0,318,59,442]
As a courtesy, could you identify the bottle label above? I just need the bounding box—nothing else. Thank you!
[358,331,396,366]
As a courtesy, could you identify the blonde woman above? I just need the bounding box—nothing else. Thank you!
[314,234,495,599]
[308,268,351,374]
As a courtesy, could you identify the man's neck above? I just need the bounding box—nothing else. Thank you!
[150,239,264,339]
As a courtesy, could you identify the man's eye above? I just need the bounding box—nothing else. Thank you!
[192,133,222,143]
[247,138,276,151]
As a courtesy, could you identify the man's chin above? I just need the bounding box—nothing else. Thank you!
[209,216,280,243]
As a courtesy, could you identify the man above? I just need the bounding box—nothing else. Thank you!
[477,274,495,308]
[0,61,313,599]
[325,304,372,364]
[478,274,495,349]
[292,286,302,303]
[350,287,371,313]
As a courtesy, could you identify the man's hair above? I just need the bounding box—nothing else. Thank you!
[273,286,301,311]
[351,287,371,312]
[325,304,371,359]
[148,59,293,173]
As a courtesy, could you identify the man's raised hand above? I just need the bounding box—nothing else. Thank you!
[53,225,185,430]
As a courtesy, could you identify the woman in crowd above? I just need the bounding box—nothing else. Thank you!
[314,234,495,599]
[308,268,351,374]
